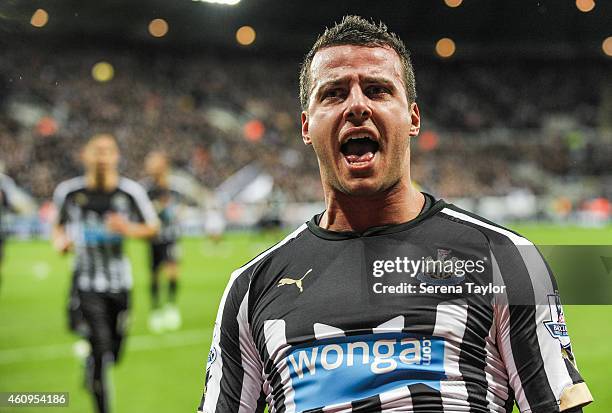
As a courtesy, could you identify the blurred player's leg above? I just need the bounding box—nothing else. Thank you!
[163,253,181,331]
[110,292,129,362]
[79,291,126,413]
[148,243,165,333]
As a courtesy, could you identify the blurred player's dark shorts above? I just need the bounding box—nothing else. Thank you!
[78,290,130,362]
[150,241,178,272]
[68,272,90,337]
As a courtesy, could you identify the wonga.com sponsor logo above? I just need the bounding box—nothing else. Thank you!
[285,333,446,411]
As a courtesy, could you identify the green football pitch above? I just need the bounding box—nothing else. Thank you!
[0,225,610,412]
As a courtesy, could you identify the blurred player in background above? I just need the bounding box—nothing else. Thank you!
[142,151,183,333]
[52,134,159,413]
[0,172,24,291]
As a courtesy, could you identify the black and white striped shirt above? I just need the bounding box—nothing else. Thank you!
[53,176,158,293]
[198,194,592,413]
[0,173,19,239]
[140,176,184,245]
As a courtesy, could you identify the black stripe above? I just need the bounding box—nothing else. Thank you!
[216,271,252,412]
[351,394,381,411]
[87,245,96,290]
[409,383,444,412]
[458,304,493,413]
[262,357,286,413]
[439,210,558,409]
[564,358,583,384]
[255,390,267,413]
[101,243,111,289]
[504,386,515,413]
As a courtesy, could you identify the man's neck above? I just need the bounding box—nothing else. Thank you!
[86,171,119,192]
[154,173,169,188]
[320,181,425,233]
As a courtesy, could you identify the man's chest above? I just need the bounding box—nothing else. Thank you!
[68,190,134,219]
[247,241,495,412]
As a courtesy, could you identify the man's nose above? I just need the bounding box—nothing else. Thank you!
[344,87,372,124]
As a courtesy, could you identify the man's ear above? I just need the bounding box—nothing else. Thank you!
[301,111,312,145]
[409,102,421,137]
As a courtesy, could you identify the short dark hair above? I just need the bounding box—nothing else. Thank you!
[299,15,417,110]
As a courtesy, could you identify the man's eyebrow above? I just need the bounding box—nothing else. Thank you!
[361,76,396,87]
[311,78,346,96]
[311,76,397,96]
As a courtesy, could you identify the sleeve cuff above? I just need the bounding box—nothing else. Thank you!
[559,382,594,411]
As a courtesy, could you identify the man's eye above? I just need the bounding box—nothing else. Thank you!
[323,89,343,100]
[366,86,389,96]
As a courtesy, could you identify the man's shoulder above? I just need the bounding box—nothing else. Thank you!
[53,176,86,200]
[117,177,150,200]
[228,223,310,286]
[436,202,532,247]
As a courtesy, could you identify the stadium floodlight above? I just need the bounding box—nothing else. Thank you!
[192,0,241,5]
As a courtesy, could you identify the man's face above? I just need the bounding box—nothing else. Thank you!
[145,152,168,178]
[301,45,420,196]
[83,135,119,174]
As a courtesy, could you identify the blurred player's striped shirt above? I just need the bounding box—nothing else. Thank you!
[198,194,592,413]
[0,173,20,239]
[53,177,158,293]
[140,176,185,245]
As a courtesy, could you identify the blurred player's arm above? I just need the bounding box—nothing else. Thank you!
[493,245,593,412]
[51,182,73,254]
[105,213,159,238]
[198,266,265,413]
[108,180,160,239]
[1,174,36,215]
[52,223,73,254]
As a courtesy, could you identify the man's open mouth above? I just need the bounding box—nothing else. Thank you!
[340,137,379,164]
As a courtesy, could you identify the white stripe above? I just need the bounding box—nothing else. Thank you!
[314,323,345,340]
[439,381,472,412]
[433,300,470,412]
[321,399,352,412]
[380,385,412,412]
[204,224,307,413]
[264,319,296,413]
[373,315,404,334]
[237,292,264,413]
[440,208,530,246]
[484,322,511,413]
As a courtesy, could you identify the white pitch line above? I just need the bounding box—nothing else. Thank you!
[0,328,212,365]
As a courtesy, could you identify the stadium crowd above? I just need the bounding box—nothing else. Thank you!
[1,46,610,202]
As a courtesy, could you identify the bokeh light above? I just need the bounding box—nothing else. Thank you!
[91,62,115,82]
[243,119,265,141]
[575,0,595,12]
[149,18,169,38]
[603,37,612,57]
[30,9,49,28]
[236,26,256,46]
[418,131,439,151]
[436,38,456,58]
[444,0,463,8]
[193,0,240,4]
[36,117,58,137]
